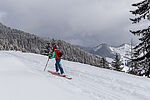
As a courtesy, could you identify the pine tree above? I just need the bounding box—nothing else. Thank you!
[101,57,109,69]
[127,39,141,75]
[127,55,142,76]
[130,0,150,77]
[111,53,123,71]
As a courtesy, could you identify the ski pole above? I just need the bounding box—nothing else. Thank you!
[44,57,49,71]
[44,42,51,71]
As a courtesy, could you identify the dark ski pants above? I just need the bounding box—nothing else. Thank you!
[55,59,64,74]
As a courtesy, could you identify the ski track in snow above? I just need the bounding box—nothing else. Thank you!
[0,51,150,100]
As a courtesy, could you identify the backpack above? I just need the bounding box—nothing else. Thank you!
[57,52,63,57]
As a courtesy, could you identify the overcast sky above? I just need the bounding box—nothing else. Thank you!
[0,0,147,47]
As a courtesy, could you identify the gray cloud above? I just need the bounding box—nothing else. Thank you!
[0,0,141,47]
[0,11,6,22]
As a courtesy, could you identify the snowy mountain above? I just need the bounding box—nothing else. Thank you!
[77,43,115,58]
[0,51,150,100]
[109,44,132,71]
[110,43,131,63]
[77,43,131,63]
[93,43,115,58]
[77,43,132,71]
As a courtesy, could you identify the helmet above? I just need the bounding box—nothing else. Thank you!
[53,45,57,49]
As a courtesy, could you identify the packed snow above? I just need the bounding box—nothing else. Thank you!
[0,51,150,100]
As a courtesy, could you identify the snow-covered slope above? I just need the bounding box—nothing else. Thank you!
[0,51,150,100]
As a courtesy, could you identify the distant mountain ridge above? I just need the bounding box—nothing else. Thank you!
[77,43,115,59]
[77,43,132,61]
[93,43,115,58]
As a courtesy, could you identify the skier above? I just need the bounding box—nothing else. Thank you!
[49,45,65,75]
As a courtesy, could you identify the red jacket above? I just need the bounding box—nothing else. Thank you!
[55,49,61,59]
[50,49,61,59]
[50,45,61,59]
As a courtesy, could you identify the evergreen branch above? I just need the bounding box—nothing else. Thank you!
[132,51,150,61]
[134,42,144,50]
[130,11,149,23]
[130,2,149,15]
[130,30,141,35]
[130,26,150,35]
[132,0,148,7]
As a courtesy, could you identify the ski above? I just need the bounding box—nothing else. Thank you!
[48,70,72,80]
